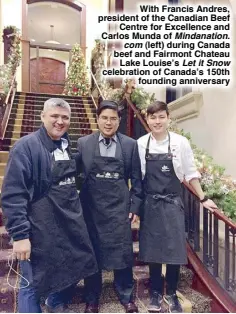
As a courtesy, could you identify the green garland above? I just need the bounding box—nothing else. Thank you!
[0,26,21,97]
[164,109,236,221]
[130,87,156,110]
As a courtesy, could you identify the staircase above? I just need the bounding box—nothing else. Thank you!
[0,92,212,312]
[0,92,98,153]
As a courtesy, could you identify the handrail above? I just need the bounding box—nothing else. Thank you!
[0,72,17,140]
[125,97,149,133]
[4,72,15,106]
[187,242,236,312]
[184,180,236,229]
[88,68,105,110]
[89,69,104,100]
[126,97,236,229]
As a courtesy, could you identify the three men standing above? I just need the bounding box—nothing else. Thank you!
[1,97,216,314]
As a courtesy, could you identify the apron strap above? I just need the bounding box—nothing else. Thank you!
[145,132,171,159]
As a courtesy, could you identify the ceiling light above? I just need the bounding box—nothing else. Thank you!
[31,39,36,42]
[45,25,60,45]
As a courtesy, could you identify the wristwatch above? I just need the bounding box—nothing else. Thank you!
[200,196,209,203]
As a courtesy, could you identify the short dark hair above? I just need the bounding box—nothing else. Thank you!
[97,100,121,117]
[146,101,169,116]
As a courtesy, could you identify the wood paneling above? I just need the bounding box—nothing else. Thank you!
[30,57,65,94]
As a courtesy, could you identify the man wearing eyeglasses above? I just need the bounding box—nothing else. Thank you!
[76,100,142,313]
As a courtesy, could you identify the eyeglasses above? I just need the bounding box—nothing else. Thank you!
[99,116,119,123]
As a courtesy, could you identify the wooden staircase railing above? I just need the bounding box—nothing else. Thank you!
[89,69,104,109]
[0,72,17,140]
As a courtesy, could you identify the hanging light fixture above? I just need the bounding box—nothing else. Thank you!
[45,25,60,45]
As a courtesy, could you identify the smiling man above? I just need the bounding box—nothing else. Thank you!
[1,98,97,313]
[77,100,142,313]
[137,101,217,313]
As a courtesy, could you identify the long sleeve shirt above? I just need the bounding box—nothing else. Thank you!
[137,131,200,182]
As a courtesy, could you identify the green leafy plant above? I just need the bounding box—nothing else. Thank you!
[171,124,236,222]
[130,87,156,111]
[0,26,21,96]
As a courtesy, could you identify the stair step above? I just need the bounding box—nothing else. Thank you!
[0,272,149,313]
[0,163,7,177]
[0,208,3,227]
[0,152,9,163]
[15,93,92,99]
[4,129,96,140]
[8,117,97,124]
[9,113,96,120]
[0,176,3,190]
[14,97,94,103]
[1,133,97,149]
[0,263,192,313]
[0,249,17,277]
[0,226,12,249]
[12,103,95,109]
[6,124,98,134]
[0,274,18,313]
[15,93,93,100]
[137,289,192,313]
[178,267,211,312]
[10,108,96,115]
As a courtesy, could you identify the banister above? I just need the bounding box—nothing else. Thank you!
[4,72,16,106]
[184,180,236,230]
[89,68,104,101]
[0,72,17,140]
[125,96,149,133]
[187,242,236,312]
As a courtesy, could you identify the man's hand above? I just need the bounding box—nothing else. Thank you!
[13,239,31,260]
[129,213,138,224]
[202,199,218,213]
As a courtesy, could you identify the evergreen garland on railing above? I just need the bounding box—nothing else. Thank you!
[0,26,21,97]
[169,120,236,222]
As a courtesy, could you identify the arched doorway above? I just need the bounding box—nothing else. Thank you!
[22,0,86,92]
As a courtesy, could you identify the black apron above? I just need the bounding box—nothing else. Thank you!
[80,140,133,270]
[139,133,187,265]
[28,157,97,297]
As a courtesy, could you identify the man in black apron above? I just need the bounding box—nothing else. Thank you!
[137,101,217,313]
[1,98,98,312]
[77,100,143,313]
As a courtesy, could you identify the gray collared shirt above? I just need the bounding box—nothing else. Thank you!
[99,133,117,157]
